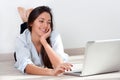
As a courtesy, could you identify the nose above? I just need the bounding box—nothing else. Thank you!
[43,22,48,28]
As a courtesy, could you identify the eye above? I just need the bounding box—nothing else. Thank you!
[39,20,44,23]
[48,22,51,24]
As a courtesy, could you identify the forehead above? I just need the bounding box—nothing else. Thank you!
[37,12,51,20]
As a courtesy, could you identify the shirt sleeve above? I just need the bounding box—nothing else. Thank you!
[51,31,69,62]
[14,37,33,73]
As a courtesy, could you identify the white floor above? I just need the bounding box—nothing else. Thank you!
[0,53,120,80]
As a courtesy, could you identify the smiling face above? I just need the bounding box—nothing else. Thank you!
[30,12,51,37]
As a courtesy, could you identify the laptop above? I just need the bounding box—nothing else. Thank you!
[64,39,120,76]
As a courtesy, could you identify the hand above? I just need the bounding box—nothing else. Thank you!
[40,28,51,44]
[51,63,73,76]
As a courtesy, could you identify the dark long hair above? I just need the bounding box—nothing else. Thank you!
[27,6,53,68]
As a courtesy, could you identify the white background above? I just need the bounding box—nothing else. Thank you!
[0,0,120,53]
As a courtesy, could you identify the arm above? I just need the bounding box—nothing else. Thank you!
[40,38,72,73]
[25,64,53,75]
[41,39,63,68]
[15,31,66,76]
[25,63,70,76]
[40,29,71,68]
[40,29,63,68]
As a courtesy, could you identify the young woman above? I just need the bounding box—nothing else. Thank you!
[15,6,72,76]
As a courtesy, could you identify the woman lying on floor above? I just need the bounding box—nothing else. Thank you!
[14,6,72,76]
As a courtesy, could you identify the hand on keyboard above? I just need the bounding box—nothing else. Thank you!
[65,63,83,73]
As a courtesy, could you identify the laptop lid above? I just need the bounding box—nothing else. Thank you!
[81,39,120,76]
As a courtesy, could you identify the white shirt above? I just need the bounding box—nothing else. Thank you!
[14,29,69,73]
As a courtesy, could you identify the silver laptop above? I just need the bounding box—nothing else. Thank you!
[65,39,120,76]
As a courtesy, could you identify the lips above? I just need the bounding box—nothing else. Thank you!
[40,28,47,33]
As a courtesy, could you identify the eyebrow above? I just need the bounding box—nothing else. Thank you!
[39,18,51,21]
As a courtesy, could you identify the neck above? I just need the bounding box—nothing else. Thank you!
[31,33,40,45]
[31,32,42,54]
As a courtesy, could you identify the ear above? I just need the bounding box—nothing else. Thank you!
[29,23,33,27]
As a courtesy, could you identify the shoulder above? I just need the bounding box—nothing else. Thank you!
[16,29,31,44]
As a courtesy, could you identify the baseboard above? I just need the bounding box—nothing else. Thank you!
[64,47,85,56]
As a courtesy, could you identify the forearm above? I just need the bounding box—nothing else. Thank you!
[41,39,63,68]
[25,64,53,76]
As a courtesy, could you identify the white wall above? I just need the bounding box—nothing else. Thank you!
[0,0,120,53]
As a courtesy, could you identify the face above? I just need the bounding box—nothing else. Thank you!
[31,12,51,37]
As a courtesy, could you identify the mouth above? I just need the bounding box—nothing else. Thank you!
[40,28,47,33]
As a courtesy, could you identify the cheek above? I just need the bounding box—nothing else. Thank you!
[32,24,42,30]
[48,25,51,29]
[33,21,42,27]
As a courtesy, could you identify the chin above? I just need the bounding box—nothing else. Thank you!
[38,33,44,37]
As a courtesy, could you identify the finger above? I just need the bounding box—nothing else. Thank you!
[46,27,51,33]
[65,63,73,67]
[63,63,73,71]
[45,28,49,33]
[48,28,51,33]
[60,64,71,71]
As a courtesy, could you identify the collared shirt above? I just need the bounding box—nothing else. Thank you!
[14,29,69,73]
